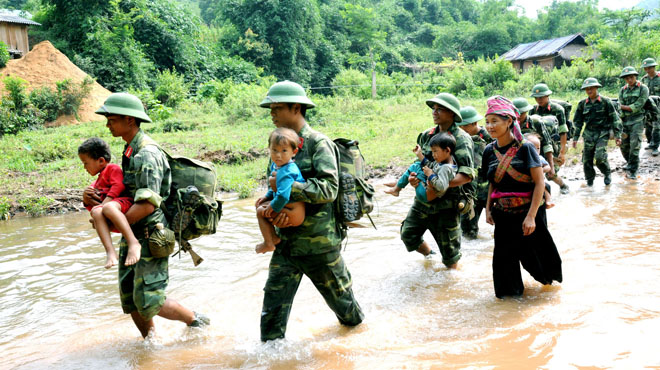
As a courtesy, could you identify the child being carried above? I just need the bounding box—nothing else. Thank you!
[78,138,140,268]
[255,128,306,253]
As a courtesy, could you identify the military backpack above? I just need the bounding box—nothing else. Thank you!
[142,138,222,266]
[551,99,574,137]
[333,138,376,235]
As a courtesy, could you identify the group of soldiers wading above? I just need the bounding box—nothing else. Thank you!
[88,58,659,342]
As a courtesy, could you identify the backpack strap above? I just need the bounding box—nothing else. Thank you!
[493,143,533,184]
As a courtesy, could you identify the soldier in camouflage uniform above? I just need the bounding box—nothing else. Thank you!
[618,66,650,179]
[514,98,556,170]
[84,93,208,338]
[256,81,363,342]
[400,93,475,267]
[641,57,660,156]
[571,78,622,186]
[529,84,570,194]
[457,106,492,239]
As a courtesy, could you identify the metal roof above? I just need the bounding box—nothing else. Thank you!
[501,34,586,61]
[0,14,40,26]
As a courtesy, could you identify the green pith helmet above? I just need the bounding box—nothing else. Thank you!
[259,80,315,108]
[581,77,602,89]
[619,66,639,78]
[425,92,462,123]
[95,92,152,123]
[642,58,658,68]
[530,83,552,97]
[512,97,533,113]
[458,106,482,125]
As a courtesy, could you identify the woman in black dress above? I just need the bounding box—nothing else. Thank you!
[482,96,562,298]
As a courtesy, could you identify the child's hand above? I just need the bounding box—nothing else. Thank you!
[422,166,433,177]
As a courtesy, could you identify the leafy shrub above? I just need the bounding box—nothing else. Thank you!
[197,79,233,105]
[18,197,53,217]
[56,77,93,116]
[154,68,191,108]
[4,76,28,112]
[161,119,197,132]
[331,69,371,99]
[0,196,10,220]
[29,87,61,122]
[0,41,9,68]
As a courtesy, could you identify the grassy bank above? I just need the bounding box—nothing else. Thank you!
[0,90,618,218]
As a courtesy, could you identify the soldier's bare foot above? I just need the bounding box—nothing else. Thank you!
[383,180,397,187]
[125,242,141,266]
[447,263,459,269]
[256,242,276,254]
[545,202,555,209]
[384,187,400,197]
[104,254,118,269]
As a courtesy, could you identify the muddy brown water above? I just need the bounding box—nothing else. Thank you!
[1,171,660,369]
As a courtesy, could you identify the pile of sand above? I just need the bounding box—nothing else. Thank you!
[0,40,111,126]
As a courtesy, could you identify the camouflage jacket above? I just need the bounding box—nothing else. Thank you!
[529,102,568,136]
[471,127,493,201]
[414,123,474,212]
[520,115,554,155]
[573,95,622,140]
[619,81,649,124]
[122,129,171,235]
[276,123,342,256]
[641,72,660,96]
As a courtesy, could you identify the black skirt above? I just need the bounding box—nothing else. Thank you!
[491,205,562,298]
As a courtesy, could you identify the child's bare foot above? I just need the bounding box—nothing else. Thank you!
[256,242,276,254]
[384,187,401,197]
[104,254,118,269]
[383,180,397,187]
[125,241,141,266]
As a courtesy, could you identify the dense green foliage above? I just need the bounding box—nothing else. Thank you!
[0,76,92,136]
[21,0,660,96]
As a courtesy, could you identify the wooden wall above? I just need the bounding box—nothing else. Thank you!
[0,22,29,56]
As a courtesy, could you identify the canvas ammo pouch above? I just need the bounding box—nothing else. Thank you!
[148,223,176,258]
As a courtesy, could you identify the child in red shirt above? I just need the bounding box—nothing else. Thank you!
[78,138,140,269]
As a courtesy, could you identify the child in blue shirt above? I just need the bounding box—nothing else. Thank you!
[255,127,306,254]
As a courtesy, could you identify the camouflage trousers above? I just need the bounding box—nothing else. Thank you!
[645,119,660,149]
[620,121,645,174]
[581,129,611,181]
[260,248,364,341]
[118,236,168,321]
[400,204,462,267]
[461,198,486,238]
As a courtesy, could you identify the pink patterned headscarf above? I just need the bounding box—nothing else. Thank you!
[485,95,523,142]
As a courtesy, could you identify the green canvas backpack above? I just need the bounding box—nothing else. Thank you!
[333,138,376,236]
[551,99,574,137]
[142,138,222,266]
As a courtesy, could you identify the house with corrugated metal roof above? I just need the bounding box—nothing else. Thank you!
[501,34,591,72]
[0,11,40,58]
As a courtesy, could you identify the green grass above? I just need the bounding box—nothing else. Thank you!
[0,91,594,215]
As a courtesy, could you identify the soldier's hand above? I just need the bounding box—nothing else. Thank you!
[558,153,566,166]
[409,172,420,188]
[270,212,291,228]
[269,172,278,192]
[83,185,101,207]
[548,167,556,179]
[263,206,275,219]
[255,196,268,208]
[615,138,622,146]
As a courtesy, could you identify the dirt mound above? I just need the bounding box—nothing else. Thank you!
[0,40,111,125]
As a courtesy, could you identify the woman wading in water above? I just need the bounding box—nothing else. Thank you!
[482,96,563,298]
